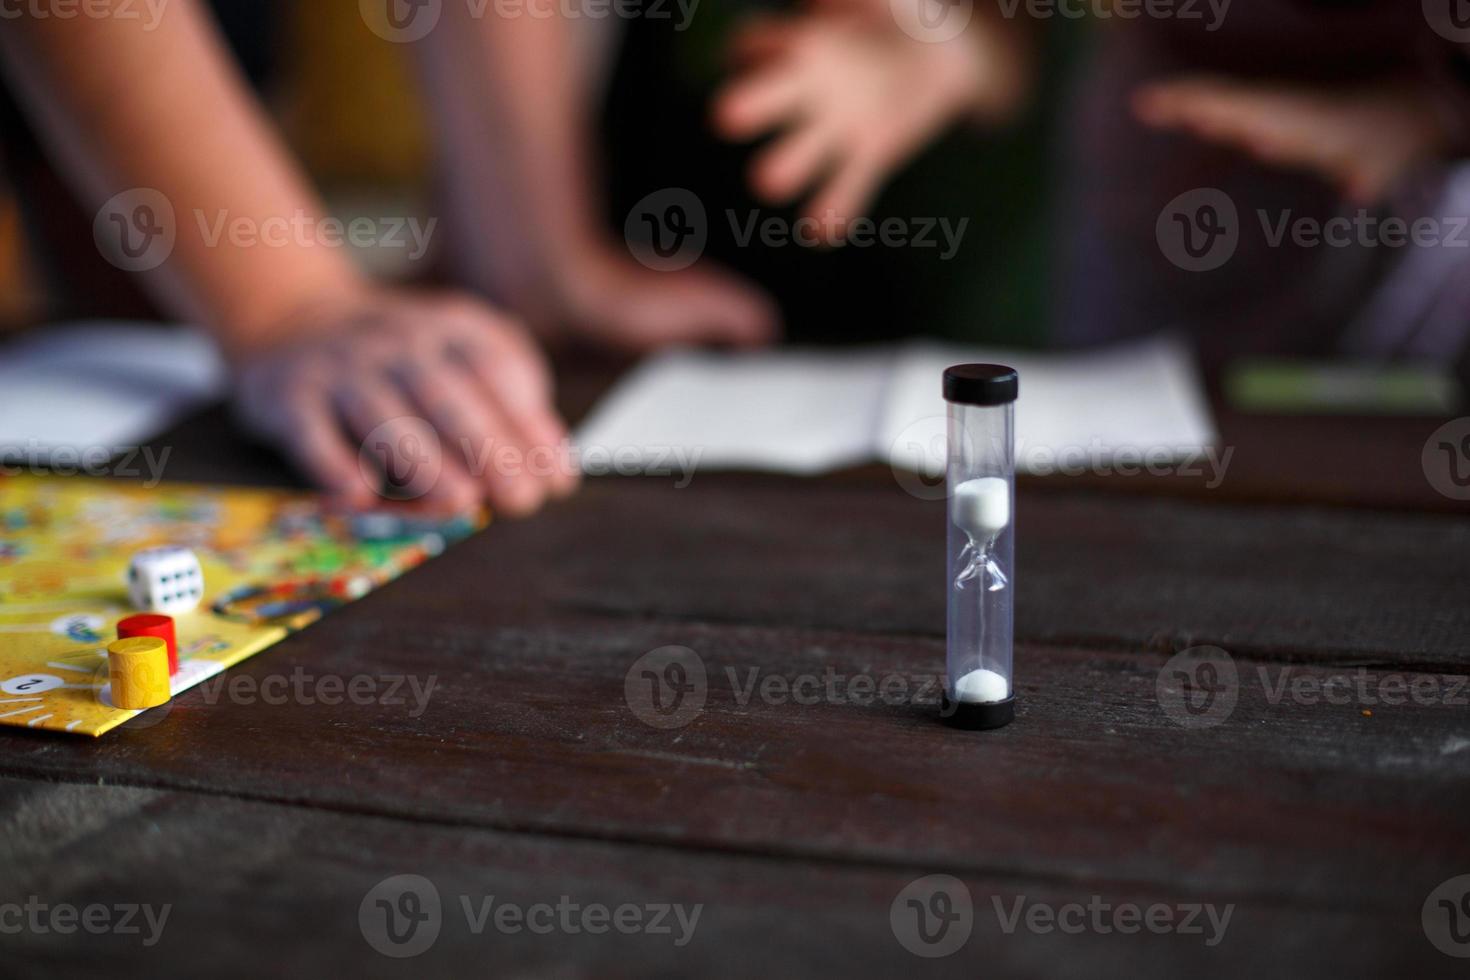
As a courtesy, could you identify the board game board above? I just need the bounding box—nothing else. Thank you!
[0,476,482,737]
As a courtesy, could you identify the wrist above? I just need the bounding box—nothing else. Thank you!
[214,270,376,364]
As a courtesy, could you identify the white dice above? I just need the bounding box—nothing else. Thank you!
[127,547,204,614]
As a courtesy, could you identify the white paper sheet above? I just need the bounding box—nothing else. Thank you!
[577,347,893,475]
[0,322,226,458]
[575,335,1217,477]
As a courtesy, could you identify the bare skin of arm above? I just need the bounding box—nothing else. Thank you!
[1134,75,1456,205]
[413,1,779,352]
[0,2,574,514]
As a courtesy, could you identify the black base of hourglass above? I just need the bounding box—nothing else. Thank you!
[940,694,1015,730]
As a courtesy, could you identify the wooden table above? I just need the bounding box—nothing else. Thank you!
[3,362,1469,978]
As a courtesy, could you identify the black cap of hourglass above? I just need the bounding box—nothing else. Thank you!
[943,364,1018,406]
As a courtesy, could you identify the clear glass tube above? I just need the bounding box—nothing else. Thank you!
[943,367,1016,728]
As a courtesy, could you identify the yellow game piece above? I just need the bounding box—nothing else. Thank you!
[107,637,172,710]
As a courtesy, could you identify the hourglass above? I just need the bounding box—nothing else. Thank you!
[942,364,1017,730]
[952,477,1009,592]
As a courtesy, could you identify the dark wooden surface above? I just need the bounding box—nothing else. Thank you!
[2,361,1468,979]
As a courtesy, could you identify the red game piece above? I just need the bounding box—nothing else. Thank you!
[116,614,178,675]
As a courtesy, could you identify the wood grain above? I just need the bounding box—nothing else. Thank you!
[0,777,1458,979]
[2,365,1466,978]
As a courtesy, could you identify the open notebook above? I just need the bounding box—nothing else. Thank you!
[575,335,1217,476]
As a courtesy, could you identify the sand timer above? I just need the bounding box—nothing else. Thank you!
[942,364,1016,729]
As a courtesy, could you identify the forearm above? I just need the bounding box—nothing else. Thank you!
[0,1,364,358]
[413,5,613,308]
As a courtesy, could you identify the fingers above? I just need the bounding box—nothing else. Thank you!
[395,358,553,518]
[1135,77,1370,198]
[803,150,886,241]
[750,122,837,204]
[335,374,481,515]
[712,64,806,141]
[448,312,580,502]
[273,391,376,510]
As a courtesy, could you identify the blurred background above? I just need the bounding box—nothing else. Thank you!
[2,0,1468,401]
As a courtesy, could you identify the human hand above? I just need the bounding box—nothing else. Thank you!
[535,246,780,353]
[232,286,577,517]
[710,6,1027,240]
[1134,75,1453,205]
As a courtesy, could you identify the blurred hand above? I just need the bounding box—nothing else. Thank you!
[1134,75,1453,205]
[232,287,577,517]
[711,7,1026,240]
[537,247,779,353]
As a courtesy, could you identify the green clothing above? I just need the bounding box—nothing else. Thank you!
[599,6,1088,347]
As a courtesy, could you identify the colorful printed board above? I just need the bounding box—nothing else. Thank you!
[0,476,482,737]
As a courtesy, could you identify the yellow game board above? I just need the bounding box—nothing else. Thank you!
[0,476,482,737]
